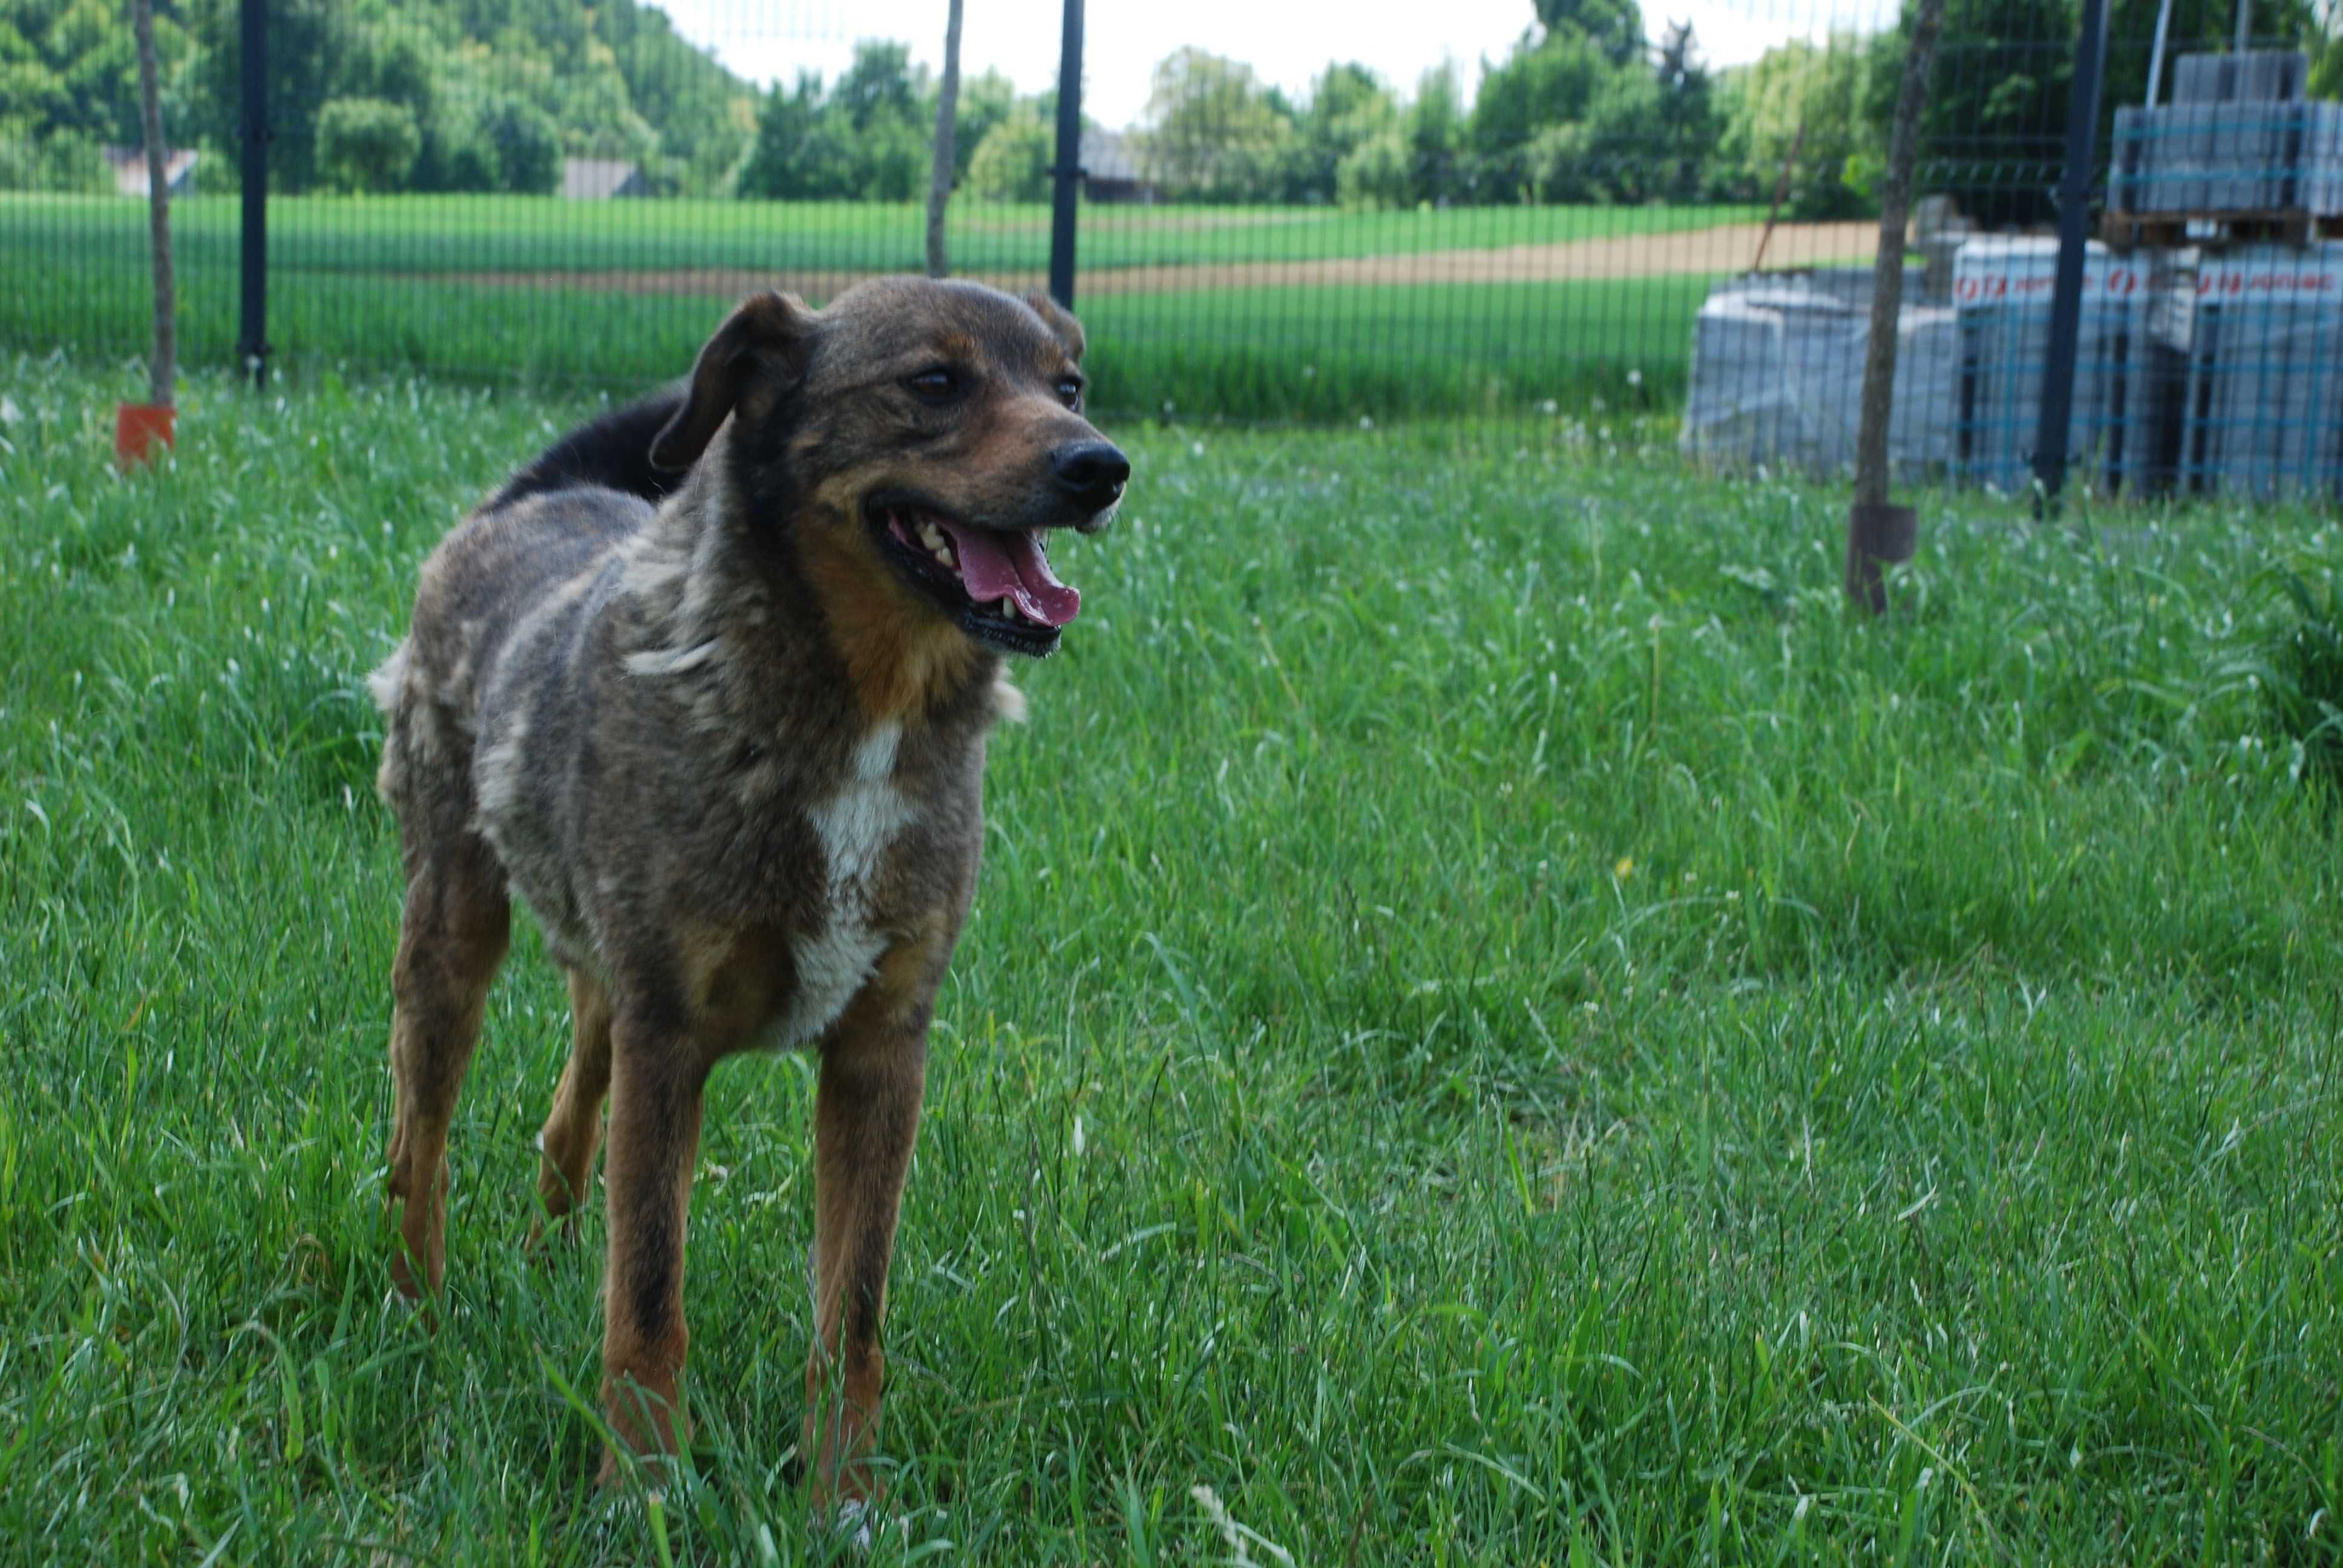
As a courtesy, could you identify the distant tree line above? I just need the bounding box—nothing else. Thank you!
[735,41,1034,202]
[5,0,2336,215]
[1126,0,2340,219]
[1,0,753,194]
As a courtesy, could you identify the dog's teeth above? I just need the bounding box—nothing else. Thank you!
[931,545,954,567]
[917,521,946,551]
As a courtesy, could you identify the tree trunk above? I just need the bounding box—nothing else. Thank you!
[926,0,965,279]
[133,0,175,407]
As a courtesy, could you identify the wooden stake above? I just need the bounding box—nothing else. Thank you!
[1846,0,1947,611]
[1752,122,1804,274]
[132,0,175,408]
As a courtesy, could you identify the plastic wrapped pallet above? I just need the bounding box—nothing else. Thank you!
[2178,243,2343,501]
[1680,271,1958,478]
[2172,50,2308,106]
[1952,238,2185,495]
[2115,53,2339,217]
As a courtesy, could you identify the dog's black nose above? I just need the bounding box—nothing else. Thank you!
[1050,440,1130,508]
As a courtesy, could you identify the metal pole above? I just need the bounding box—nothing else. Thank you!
[237,0,268,387]
[2146,0,2176,108]
[1046,0,1083,308]
[2031,0,2109,509]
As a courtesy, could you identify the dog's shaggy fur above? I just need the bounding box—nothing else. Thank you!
[369,278,1126,1502]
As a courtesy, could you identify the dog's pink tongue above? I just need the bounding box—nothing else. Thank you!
[939,522,1080,627]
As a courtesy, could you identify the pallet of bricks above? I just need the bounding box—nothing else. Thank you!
[1949,238,2190,497]
[2178,243,2343,501]
[2107,49,2343,501]
[1679,270,1959,477]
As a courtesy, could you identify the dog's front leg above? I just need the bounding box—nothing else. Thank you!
[803,979,931,1511]
[598,1016,709,1481]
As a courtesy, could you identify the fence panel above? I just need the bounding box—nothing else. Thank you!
[4,0,2338,493]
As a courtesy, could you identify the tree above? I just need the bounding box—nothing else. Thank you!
[834,40,922,132]
[1712,36,1880,217]
[477,94,560,194]
[1404,62,1468,203]
[738,73,856,200]
[1337,128,1412,207]
[316,96,421,192]
[736,55,934,203]
[1288,62,1399,202]
[1536,0,1647,69]
[184,0,351,191]
[1136,47,1296,202]
[967,103,1051,201]
[952,70,1018,185]
[1652,19,1715,197]
[1469,28,1611,200]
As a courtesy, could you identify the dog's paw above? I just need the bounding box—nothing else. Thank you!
[825,1498,876,1553]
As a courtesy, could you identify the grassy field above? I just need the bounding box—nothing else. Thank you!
[0,192,1772,420]
[2,193,1766,275]
[7,354,2343,1563]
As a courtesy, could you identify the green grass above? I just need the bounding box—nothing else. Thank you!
[2,192,1765,275]
[7,355,2343,1563]
[0,229,1704,421]
[0,192,1772,420]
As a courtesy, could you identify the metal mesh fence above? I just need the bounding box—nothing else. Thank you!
[4,0,2339,492]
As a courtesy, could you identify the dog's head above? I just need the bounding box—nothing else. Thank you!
[649,278,1126,660]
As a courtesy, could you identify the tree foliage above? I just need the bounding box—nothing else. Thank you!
[1136,48,1296,203]
[315,95,419,192]
[735,44,939,202]
[7,0,2336,213]
[0,0,756,194]
[966,102,1052,202]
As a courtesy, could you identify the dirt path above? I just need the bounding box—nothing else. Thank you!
[425,220,1879,300]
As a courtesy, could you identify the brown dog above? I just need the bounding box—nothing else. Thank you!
[368,278,1126,1505]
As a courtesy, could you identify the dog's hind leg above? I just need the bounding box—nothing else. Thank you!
[530,966,614,1248]
[384,839,511,1301]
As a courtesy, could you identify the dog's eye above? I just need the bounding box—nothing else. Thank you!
[1056,378,1083,410]
[906,368,961,403]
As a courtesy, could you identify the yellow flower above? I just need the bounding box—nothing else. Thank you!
[1613,857,1634,880]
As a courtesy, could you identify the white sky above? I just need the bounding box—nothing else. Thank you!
[650,0,1898,129]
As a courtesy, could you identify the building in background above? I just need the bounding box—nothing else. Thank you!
[560,158,650,200]
[102,146,198,197]
[1080,131,1158,204]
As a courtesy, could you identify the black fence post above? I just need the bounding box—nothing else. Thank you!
[1046,0,1083,309]
[236,0,268,387]
[2031,0,2109,508]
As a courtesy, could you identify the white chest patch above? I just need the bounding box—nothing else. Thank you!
[773,722,915,1047]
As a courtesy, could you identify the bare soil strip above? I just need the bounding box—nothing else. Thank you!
[421,220,1879,300]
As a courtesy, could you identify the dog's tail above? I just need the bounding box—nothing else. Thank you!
[486,382,690,513]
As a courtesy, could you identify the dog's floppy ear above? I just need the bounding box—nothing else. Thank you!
[650,290,819,472]
[1023,291,1086,364]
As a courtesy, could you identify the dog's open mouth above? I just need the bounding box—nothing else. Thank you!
[870,499,1080,656]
